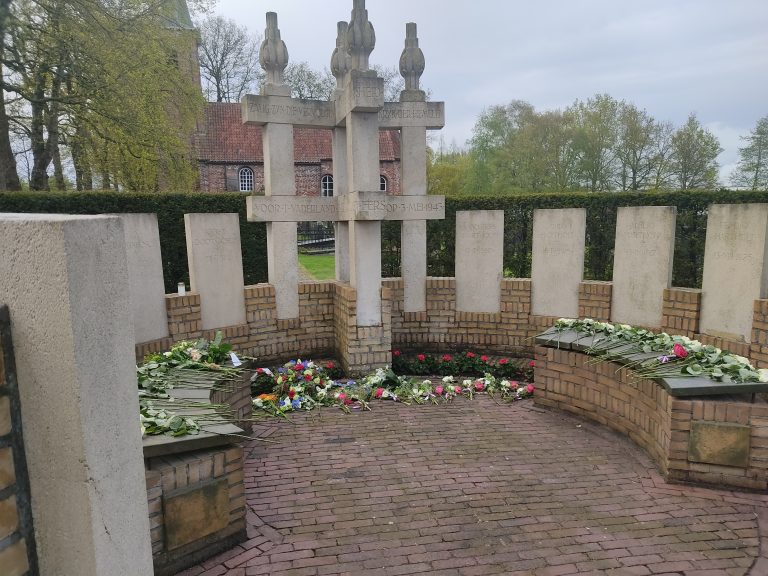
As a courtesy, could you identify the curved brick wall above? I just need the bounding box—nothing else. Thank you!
[535,344,768,491]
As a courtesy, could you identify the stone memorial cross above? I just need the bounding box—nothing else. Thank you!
[243,0,445,325]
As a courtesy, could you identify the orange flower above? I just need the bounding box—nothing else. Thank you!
[258,393,277,402]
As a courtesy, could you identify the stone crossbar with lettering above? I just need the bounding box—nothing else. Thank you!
[242,97,444,130]
[247,193,445,223]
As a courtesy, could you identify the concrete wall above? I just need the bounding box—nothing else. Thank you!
[0,214,153,576]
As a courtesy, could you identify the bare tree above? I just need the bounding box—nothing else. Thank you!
[198,15,262,102]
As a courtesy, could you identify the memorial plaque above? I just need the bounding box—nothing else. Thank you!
[241,95,335,128]
[700,203,768,342]
[456,211,504,313]
[378,102,445,129]
[119,213,168,343]
[689,421,750,468]
[184,213,246,330]
[611,206,676,328]
[164,478,230,550]
[531,209,586,317]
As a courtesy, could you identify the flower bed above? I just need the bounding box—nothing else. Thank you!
[250,358,534,418]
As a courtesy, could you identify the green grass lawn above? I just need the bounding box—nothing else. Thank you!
[298,253,336,280]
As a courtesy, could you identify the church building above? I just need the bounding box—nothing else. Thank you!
[166,0,401,196]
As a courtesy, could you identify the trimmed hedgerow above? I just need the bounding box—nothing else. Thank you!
[3,189,768,290]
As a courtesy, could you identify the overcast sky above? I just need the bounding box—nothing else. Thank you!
[210,0,768,183]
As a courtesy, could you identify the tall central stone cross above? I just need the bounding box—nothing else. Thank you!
[242,0,445,326]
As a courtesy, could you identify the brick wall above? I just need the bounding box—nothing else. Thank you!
[333,284,392,374]
[0,306,37,576]
[146,445,246,575]
[136,280,768,375]
[578,281,612,321]
[535,344,768,491]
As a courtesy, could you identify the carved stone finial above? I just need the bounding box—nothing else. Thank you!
[399,22,425,100]
[347,0,375,71]
[259,12,289,86]
[331,21,351,88]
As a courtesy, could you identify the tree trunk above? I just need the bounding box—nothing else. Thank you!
[52,143,65,190]
[0,0,21,191]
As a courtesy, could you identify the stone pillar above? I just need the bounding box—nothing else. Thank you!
[0,214,153,576]
[331,21,351,283]
[260,13,299,319]
[455,210,504,313]
[119,213,169,343]
[399,23,429,312]
[344,1,383,327]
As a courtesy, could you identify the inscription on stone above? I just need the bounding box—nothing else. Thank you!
[456,211,504,313]
[531,209,586,317]
[700,203,768,342]
[611,206,676,328]
[378,102,445,129]
[184,213,246,330]
[241,95,335,128]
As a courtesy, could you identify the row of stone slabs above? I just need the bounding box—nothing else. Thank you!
[535,326,768,398]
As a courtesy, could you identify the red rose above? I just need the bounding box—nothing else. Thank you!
[528,360,535,368]
[480,355,489,362]
[375,387,384,398]
[526,384,535,394]
[466,352,475,358]
[511,381,519,389]
[435,385,444,395]
[326,362,334,369]
[499,358,508,365]
[475,381,485,392]
[295,364,304,371]
[673,343,688,358]
[304,374,312,381]
[393,350,401,357]
[338,392,347,401]
[344,398,353,405]
[418,354,426,361]
[455,386,462,394]
[256,367,264,374]
[288,389,296,399]
[442,354,452,362]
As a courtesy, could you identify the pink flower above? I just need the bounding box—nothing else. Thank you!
[526,384,535,394]
[529,360,535,368]
[435,385,444,396]
[475,381,485,392]
[375,387,384,398]
[511,381,519,389]
[256,367,264,374]
[480,355,489,362]
[498,358,507,365]
[417,354,426,362]
[392,350,401,357]
[466,352,475,358]
[442,354,452,362]
[288,389,296,399]
[673,343,688,358]
[344,398,353,405]
[338,392,347,401]
[326,362,335,369]
[455,386,462,394]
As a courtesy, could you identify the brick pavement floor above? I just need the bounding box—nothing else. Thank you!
[176,397,768,576]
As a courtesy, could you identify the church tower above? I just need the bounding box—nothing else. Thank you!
[160,0,202,89]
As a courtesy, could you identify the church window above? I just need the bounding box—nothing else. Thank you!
[321,174,334,197]
[239,167,254,192]
[379,175,388,192]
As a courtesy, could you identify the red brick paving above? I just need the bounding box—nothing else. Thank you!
[176,397,768,575]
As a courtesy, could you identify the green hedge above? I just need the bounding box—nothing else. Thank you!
[3,189,767,291]
[0,192,267,292]
[384,190,768,288]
